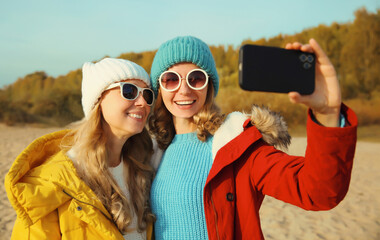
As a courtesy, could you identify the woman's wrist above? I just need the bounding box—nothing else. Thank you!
[312,108,341,127]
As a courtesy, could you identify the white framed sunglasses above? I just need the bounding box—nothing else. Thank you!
[159,68,209,92]
[106,82,154,106]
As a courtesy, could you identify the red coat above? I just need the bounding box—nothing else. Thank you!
[203,104,357,240]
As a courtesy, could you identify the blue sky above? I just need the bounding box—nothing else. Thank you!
[0,0,379,88]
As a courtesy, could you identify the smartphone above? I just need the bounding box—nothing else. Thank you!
[239,44,315,95]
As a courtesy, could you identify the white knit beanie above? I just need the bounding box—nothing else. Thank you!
[81,58,151,118]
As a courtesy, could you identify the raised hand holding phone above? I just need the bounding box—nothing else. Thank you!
[286,39,341,127]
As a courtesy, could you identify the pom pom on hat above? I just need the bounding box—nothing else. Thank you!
[81,58,150,118]
[150,36,219,97]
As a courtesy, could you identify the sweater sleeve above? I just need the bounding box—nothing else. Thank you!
[250,103,357,210]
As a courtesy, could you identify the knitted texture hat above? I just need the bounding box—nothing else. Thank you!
[81,58,150,118]
[150,36,219,97]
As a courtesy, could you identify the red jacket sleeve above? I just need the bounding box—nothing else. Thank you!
[250,104,357,210]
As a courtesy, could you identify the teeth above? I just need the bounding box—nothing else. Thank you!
[128,113,142,119]
[176,100,194,105]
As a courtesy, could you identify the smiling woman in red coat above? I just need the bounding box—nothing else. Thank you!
[148,36,357,240]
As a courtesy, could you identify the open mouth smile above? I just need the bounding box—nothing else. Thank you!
[175,100,195,106]
[127,113,143,119]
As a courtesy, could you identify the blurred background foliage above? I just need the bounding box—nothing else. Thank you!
[1,8,379,129]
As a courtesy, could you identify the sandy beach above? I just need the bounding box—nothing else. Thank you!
[0,124,379,240]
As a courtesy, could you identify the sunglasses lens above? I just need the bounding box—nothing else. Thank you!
[122,83,154,105]
[142,89,154,105]
[122,83,138,100]
[188,70,207,89]
[160,72,180,90]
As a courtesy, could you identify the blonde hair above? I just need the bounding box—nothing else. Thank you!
[149,83,225,149]
[62,102,155,233]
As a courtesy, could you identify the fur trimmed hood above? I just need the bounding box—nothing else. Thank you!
[212,105,291,159]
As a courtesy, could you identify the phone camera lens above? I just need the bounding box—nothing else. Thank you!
[307,55,314,62]
[299,54,307,62]
[303,62,311,69]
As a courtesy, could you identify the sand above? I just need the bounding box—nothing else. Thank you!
[0,124,379,240]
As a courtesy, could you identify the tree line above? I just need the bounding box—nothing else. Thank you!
[1,8,379,127]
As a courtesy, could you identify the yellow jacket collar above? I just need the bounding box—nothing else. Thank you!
[4,130,111,226]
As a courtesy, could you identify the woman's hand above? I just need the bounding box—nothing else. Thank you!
[286,39,341,127]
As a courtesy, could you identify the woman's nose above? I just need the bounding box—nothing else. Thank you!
[177,78,191,94]
[134,92,148,106]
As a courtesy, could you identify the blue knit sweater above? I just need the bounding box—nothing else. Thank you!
[151,132,213,239]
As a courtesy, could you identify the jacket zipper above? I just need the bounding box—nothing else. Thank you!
[62,189,123,234]
[209,185,220,240]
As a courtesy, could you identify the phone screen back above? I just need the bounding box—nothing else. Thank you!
[239,44,315,95]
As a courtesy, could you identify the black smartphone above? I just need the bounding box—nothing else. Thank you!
[239,44,315,95]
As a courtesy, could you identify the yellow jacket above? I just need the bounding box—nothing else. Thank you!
[4,130,153,240]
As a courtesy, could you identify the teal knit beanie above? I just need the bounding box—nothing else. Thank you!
[150,36,219,97]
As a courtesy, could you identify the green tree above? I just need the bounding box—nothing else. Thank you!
[340,8,380,99]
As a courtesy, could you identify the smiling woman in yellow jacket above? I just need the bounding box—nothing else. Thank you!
[5,58,155,240]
